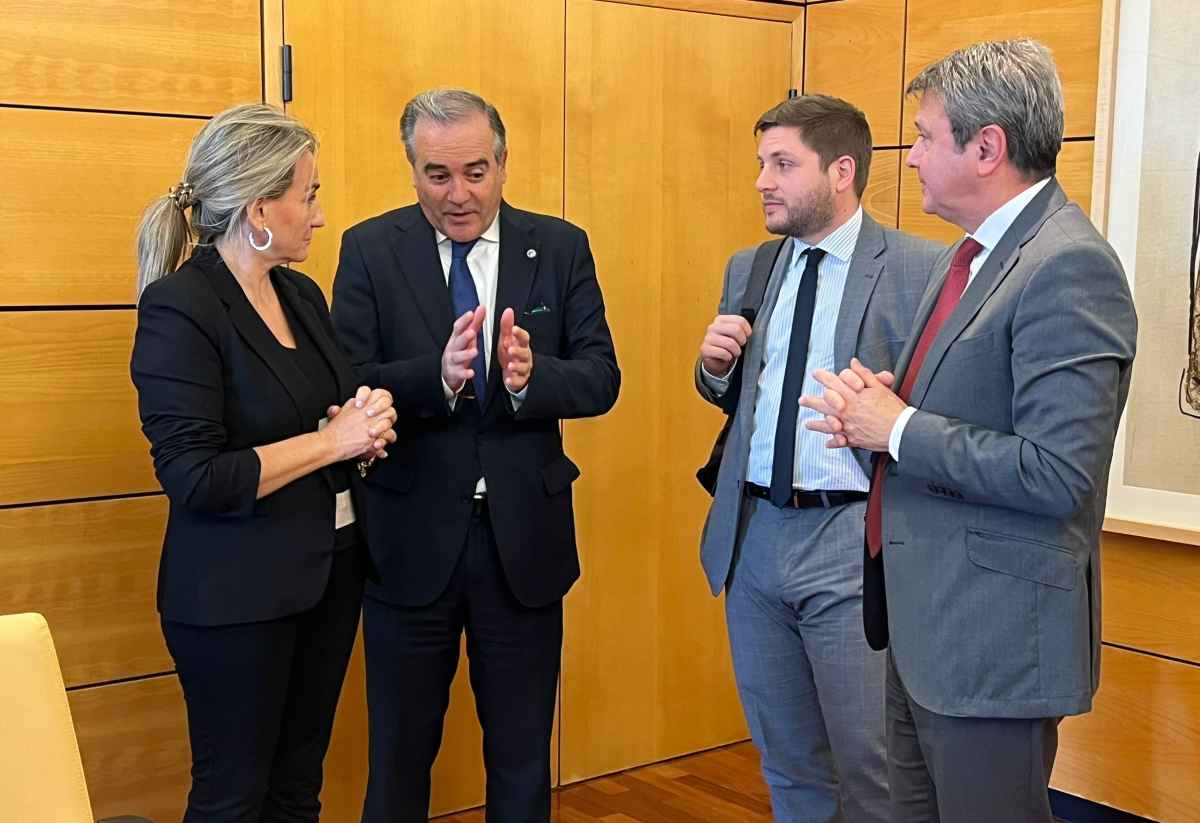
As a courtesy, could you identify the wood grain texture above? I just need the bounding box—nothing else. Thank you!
[791,11,806,94]
[593,0,803,22]
[1088,0,1120,234]
[901,0,1103,144]
[1104,517,1200,548]
[804,0,907,147]
[0,496,169,688]
[1053,645,1200,821]
[0,0,261,114]
[0,311,157,505]
[263,0,285,107]
[863,149,900,228]
[563,0,789,783]
[69,674,190,823]
[0,108,197,306]
[898,139,1094,243]
[1102,532,1200,666]
[285,0,565,298]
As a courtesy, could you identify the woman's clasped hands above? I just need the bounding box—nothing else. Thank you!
[323,386,397,463]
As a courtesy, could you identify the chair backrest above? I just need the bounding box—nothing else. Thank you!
[0,612,95,822]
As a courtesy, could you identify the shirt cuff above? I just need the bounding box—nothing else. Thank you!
[888,406,918,461]
[507,384,528,411]
[700,360,736,396]
[443,377,464,411]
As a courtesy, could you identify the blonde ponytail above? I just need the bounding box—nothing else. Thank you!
[135,190,194,297]
[134,104,317,299]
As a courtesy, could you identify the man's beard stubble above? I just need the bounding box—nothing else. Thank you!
[765,181,836,239]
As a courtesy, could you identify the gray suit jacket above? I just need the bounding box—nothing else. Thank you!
[875,180,1137,719]
[696,213,944,595]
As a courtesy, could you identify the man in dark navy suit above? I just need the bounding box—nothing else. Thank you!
[332,88,619,823]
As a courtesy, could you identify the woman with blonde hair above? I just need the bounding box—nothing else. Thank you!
[130,103,393,822]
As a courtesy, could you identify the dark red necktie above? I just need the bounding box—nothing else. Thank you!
[865,238,984,557]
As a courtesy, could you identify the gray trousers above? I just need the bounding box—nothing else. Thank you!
[725,497,888,823]
[887,653,1059,823]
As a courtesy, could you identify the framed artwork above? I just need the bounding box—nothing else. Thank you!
[1101,0,1200,542]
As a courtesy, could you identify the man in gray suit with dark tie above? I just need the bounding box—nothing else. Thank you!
[695,94,943,823]
[802,40,1138,822]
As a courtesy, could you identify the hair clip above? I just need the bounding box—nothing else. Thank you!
[168,182,195,210]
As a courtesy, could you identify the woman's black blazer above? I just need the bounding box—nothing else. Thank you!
[131,246,368,627]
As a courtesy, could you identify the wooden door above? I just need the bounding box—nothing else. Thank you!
[561,0,795,783]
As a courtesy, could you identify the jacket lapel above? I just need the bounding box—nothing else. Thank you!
[838,214,887,475]
[892,244,951,388]
[734,237,795,443]
[907,179,1068,407]
[835,213,886,369]
[200,249,308,430]
[486,203,539,411]
[393,207,455,347]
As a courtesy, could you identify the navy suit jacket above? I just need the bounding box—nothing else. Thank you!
[331,202,619,607]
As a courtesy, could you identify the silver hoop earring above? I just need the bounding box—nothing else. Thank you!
[248,226,273,252]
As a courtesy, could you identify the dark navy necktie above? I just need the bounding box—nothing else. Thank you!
[449,239,487,406]
[769,247,826,507]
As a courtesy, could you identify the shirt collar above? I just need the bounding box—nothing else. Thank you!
[435,210,501,247]
[969,177,1051,253]
[791,206,863,267]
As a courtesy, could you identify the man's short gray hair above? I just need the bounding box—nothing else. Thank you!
[906,38,1064,179]
[400,89,507,164]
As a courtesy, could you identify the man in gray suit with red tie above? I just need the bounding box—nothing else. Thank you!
[802,40,1137,821]
[695,94,942,822]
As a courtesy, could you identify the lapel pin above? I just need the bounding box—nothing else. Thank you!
[526,248,537,259]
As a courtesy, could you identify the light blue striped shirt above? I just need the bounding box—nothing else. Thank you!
[745,208,869,492]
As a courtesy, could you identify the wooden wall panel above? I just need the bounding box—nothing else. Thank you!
[0,1,261,115]
[0,497,169,688]
[902,0,1103,144]
[863,149,900,228]
[285,0,565,296]
[804,0,906,147]
[563,0,790,783]
[0,109,197,306]
[0,311,155,505]
[898,140,1094,243]
[598,0,802,21]
[69,675,190,823]
[1053,645,1200,822]
[1101,533,1200,664]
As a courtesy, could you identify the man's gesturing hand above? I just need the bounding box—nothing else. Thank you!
[442,306,486,392]
[700,314,752,378]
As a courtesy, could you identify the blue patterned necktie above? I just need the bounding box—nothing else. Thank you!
[449,239,487,406]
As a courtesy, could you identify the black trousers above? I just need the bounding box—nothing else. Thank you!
[162,547,364,823]
[361,503,562,823]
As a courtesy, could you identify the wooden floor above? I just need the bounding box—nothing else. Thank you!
[435,742,771,822]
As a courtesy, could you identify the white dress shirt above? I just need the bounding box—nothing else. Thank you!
[435,212,527,493]
[887,177,1052,459]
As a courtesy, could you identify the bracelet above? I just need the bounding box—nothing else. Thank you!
[357,456,377,478]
